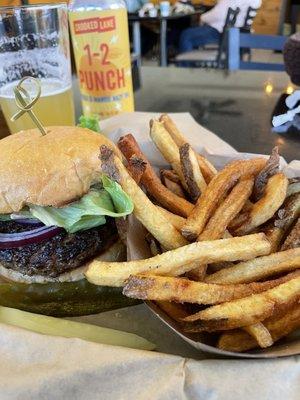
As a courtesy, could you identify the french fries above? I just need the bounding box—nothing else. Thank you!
[281,217,300,251]
[185,264,208,281]
[231,173,288,235]
[123,272,297,305]
[100,145,187,250]
[160,169,181,184]
[191,225,232,277]
[118,134,193,217]
[263,192,300,252]
[193,177,252,278]
[149,119,187,190]
[127,155,146,184]
[90,114,300,353]
[181,158,267,241]
[159,114,217,183]
[85,233,270,287]
[156,206,186,231]
[179,143,206,201]
[160,170,186,198]
[243,323,273,348]
[218,306,300,352]
[182,274,300,331]
[287,177,300,197]
[252,146,279,202]
[145,233,162,256]
[198,177,254,241]
[155,301,189,321]
[162,177,186,198]
[205,248,300,284]
[122,152,187,233]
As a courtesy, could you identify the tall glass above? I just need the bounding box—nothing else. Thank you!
[0,3,75,134]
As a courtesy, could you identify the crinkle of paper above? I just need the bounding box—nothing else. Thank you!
[1,323,299,400]
[1,112,300,399]
[101,111,292,171]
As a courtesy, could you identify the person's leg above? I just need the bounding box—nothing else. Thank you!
[140,24,157,56]
[179,24,220,53]
[167,16,192,52]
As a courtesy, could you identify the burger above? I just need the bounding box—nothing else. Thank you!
[0,125,133,286]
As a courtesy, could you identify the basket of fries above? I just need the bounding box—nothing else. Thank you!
[86,114,300,358]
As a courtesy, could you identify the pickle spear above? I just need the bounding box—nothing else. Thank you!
[0,305,155,351]
[0,279,140,317]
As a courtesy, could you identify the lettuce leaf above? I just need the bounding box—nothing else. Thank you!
[29,176,133,233]
[0,215,11,221]
[78,115,100,132]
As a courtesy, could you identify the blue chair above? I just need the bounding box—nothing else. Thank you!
[228,27,287,71]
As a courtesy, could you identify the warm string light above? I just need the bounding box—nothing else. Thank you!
[264,82,294,96]
[264,82,273,95]
[286,85,294,95]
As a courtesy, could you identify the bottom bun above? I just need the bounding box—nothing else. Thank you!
[0,240,126,284]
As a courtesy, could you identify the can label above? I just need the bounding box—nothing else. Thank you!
[73,16,116,34]
[69,9,134,118]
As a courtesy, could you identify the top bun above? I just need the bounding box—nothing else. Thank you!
[0,126,121,213]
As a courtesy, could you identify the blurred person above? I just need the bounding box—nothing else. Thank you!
[179,0,262,54]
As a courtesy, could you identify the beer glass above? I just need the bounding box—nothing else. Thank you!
[0,3,75,133]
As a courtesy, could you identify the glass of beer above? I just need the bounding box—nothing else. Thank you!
[0,3,75,134]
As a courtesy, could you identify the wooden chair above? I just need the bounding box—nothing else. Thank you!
[174,7,240,69]
[227,27,287,71]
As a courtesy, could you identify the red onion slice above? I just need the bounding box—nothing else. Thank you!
[0,226,63,250]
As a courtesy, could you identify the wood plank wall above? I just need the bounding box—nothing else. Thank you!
[253,0,284,34]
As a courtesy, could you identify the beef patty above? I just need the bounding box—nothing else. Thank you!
[0,219,117,277]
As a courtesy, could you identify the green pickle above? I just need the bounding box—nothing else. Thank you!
[0,279,140,317]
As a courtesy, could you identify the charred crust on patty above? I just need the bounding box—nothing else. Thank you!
[0,219,117,278]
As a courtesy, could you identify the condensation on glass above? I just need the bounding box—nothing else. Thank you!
[0,3,75,133]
